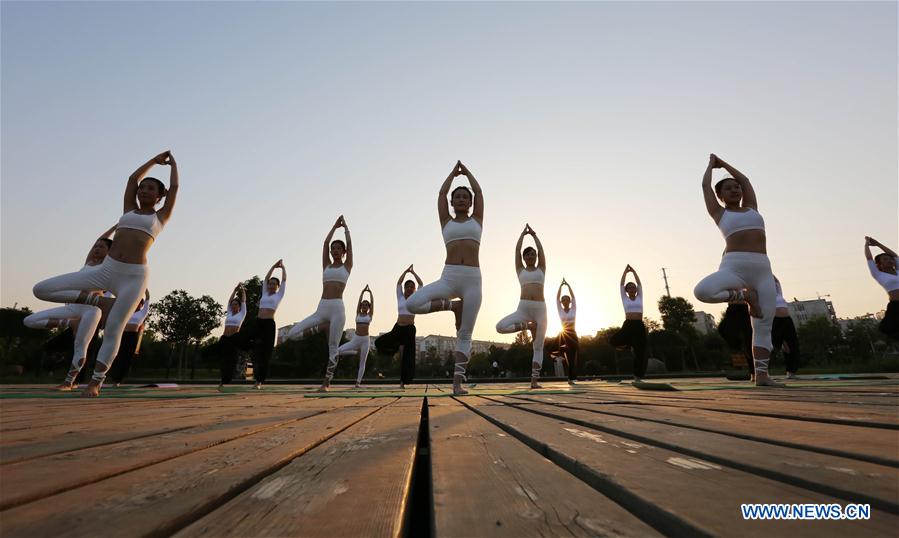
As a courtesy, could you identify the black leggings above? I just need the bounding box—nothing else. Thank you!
[718,303,754,376]
[559,328,579,381]
[611,319,647,378]
[880,301,899,340]
[219,334,240,384]
[375,323,417,384]
[251,318,276,383]
[771,316,800,374]
[108,331,140,383]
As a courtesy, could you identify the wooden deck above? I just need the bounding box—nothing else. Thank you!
[1,376,898,537]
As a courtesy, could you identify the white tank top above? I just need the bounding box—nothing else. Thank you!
[259,282,285,311]
[868,258,899,293]
[558,302,576,323]
[717,208,765,239]
[518,268,545,287]
[323,264,350,284]
[225,302,247,328]
[442,218,482,244]
[621,286,643,314]
[356,314,372,325]
[774,281,789,310]
[128,300,150,326]
[117,210,164,239]
[396,286,412,316]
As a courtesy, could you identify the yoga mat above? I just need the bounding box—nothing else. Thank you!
[304,388,588,399]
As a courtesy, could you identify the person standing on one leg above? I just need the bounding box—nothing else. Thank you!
[406,161,484,396]
[336,285,373,388]
[375,265,422,389]
[864,237,899,340]
[693,154,782,387]
[218,283,247,390]
[771,276,800,379]
[556,278,579,385]
[610,265,648,382]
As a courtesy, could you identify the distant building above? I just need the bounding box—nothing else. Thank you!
[415,334,510,356]
[692,311,716,335]
[788,298,837,327]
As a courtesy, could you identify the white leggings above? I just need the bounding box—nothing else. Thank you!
[287,298,346,380]
[337,334,371,384]
[33,257,149,382]
[694,252,776,371]
[496,300,547,376]
[24,304,102,383]
[406,264,482,376]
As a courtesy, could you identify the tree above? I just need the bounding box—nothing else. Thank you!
[149,290,223,379]
[797,315,842,365]
[658,296,698,340]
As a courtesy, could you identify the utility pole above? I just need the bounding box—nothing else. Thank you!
[661,268,671,297]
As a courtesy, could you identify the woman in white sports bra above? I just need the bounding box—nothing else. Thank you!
[864,236,899,340]
[374,264,423,389]
[694,154,782,387]
[248,260,287,389]
[496,224,547,389]
[287,215,353,391]
[555,278,578,385]
[406,161,484,395]
[25,224,116,391]
[32,150,178,397]
[335,285,374,388]
[610,265,648,381]
[218,283,247,390]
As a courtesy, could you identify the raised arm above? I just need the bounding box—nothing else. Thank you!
[368,286,375,317]
[871,237,899,259]
[397,266,411,288]
[124,151,169,213]
[632,267,642,294]
[156,152,179,224]
[716,155,757,210]
[620,265,630,287]
[99,224,117,240]
[438,162,462,226]
[343,219,353,271]
[263,260,281,295]
[568,282,576,310]
[459,161,483,224]
[702,154,724,221]
[532,228,546,272]
[556,281,564,308]
[515,226,526,273]
[240,285,247,314]
[410,265,423,287]
[323,217,342,269]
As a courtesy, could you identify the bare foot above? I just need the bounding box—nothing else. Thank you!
[530,379,542,389]
[81,380,102,398]
[217,384,226,392]
[453,375,468,395]
[55,382,76,392]
[745,289,762,318]
[451,301,463,331]
[354,383,361,389]
[399,383,405,390]
[755,372,785,387]
[567,380,576,386]
[316,385,329,393]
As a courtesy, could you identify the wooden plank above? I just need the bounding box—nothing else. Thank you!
[483,397,899,514]
[464,399,899,537]
[510,392,899,429]
[428,401,660,537]
[0,403,387,538]
[0,401,367,510]
[175,399,423,538]
[513,400,899,467]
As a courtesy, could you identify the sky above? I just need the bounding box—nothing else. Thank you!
[2,1,897,342]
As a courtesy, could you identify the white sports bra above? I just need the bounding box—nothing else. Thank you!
[128,300,150,326]
[621,286,643,314]
[442,218,482,245]
[117,210,164,239]
[558,302,576,323]
[518,268,545,286]
[717,208,765,239]
[868,258,899,293]
[323,264,350,284]
[356,314,372,325]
